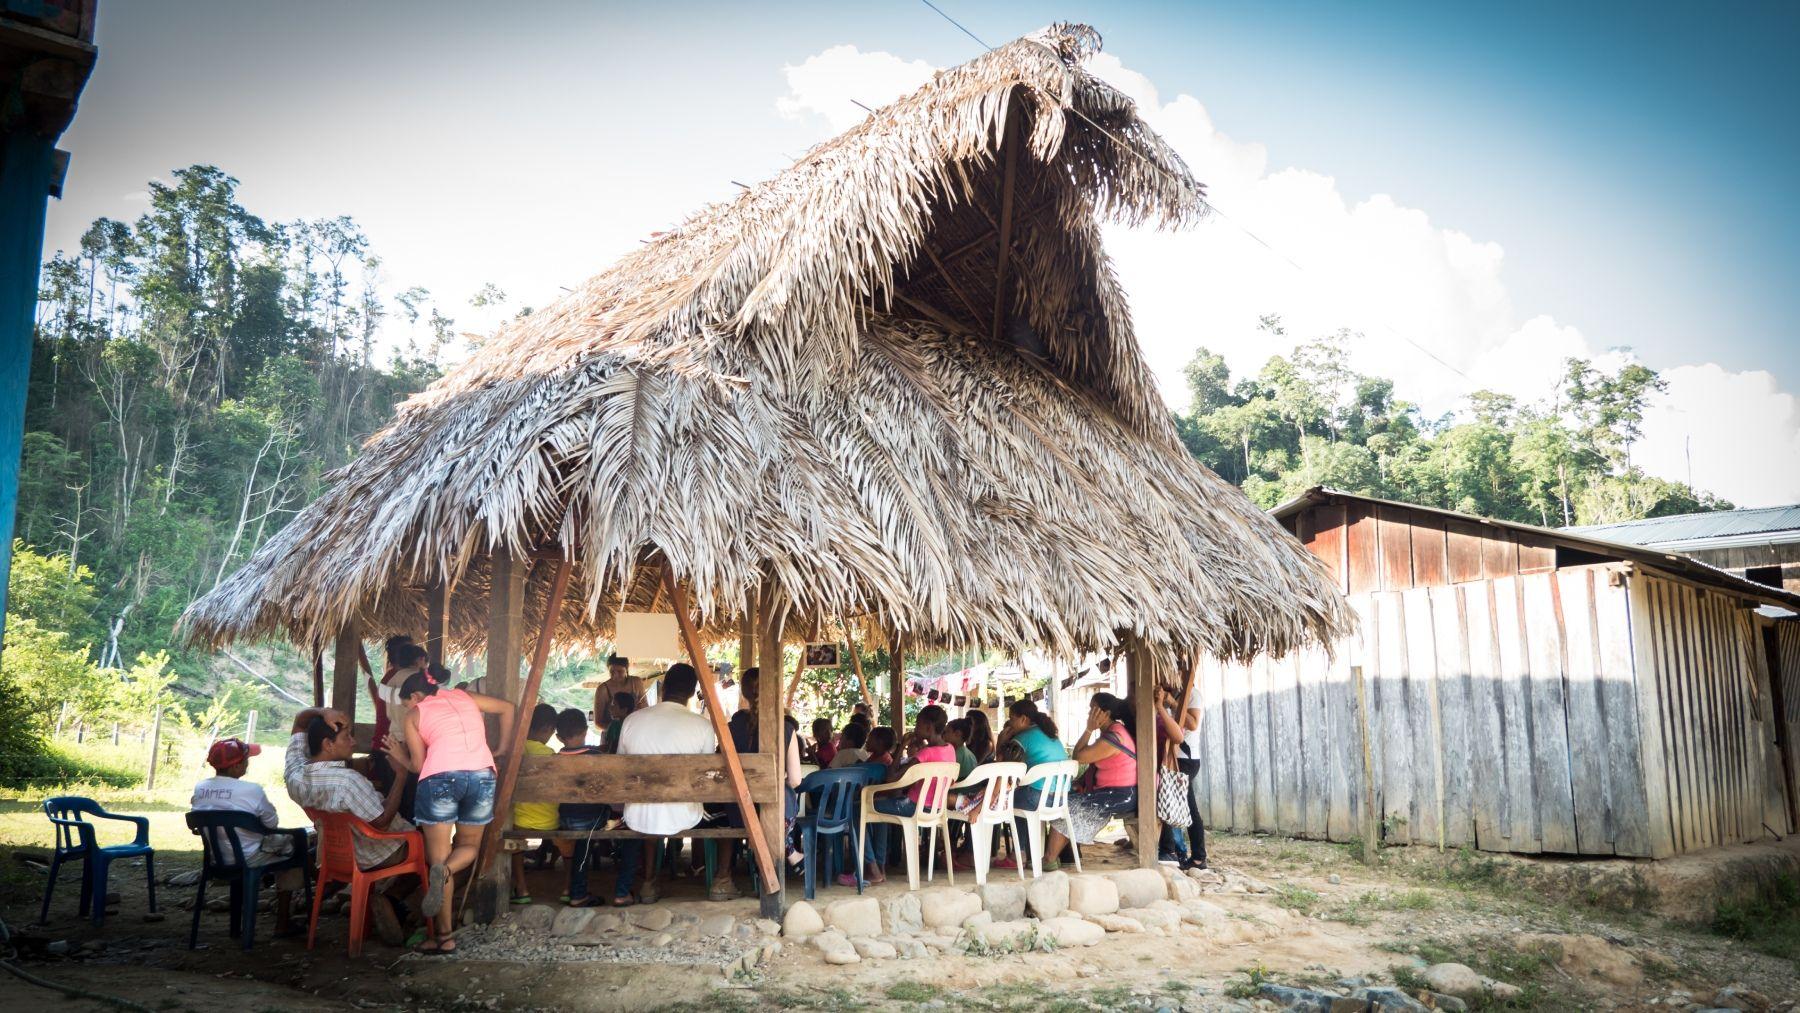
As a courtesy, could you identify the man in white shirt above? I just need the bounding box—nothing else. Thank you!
[613,663,717,904]
[192,737,289,864]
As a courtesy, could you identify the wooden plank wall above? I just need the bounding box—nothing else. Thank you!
[1628,574,1789,853]
[1300,499,1558,596]
[1774,620,1800,833]
[1194,564,1673,856]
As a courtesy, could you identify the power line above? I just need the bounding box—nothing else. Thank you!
[910,0,1479,387]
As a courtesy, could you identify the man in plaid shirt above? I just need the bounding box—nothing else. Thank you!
[284,708,419,944]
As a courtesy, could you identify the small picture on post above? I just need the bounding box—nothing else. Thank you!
[803,642,840,667]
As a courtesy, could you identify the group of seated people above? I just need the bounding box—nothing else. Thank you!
[185,636,1208,953]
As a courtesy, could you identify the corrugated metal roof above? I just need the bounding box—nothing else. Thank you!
[1566,504,1800,546]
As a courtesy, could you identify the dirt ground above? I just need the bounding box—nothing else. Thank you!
[2,810,1797,1012]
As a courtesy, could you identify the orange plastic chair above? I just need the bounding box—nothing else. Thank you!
[303,807,432,957]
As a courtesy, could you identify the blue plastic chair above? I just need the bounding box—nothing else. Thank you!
[185,811,313,951]
[795,766,873,900]
[40,796,157,926]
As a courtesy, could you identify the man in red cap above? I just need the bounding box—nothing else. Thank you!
[191,736,290,865]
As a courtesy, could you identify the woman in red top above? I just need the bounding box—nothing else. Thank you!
[1043,692,1137,867]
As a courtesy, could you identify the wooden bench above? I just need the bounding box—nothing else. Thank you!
[500,827,748,843]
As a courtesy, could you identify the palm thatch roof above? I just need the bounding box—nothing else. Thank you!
[180,24,1352,666]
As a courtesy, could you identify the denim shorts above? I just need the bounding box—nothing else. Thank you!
[416,768,497,826]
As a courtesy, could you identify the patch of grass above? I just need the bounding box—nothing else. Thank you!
[1386,934,1560,1012]
[885,980,935,1003]
[1224,962,1274,1000]
[1271,883,1321,913]
[1711,871,1800,966]
[1390,965,1429,991]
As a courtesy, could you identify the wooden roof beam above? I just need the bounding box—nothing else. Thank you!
[990,111,1022,343]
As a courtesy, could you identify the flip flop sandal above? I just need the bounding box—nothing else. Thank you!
[510,894,534,905]
[566,895,604,908]
[610,895,637,908]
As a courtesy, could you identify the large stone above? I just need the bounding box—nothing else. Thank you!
[698,913,737,939]
[1350,987,1432,1013]
[628,906,673,932]
[1422,963,1520,1001]
[1066,874,1120,916]
[1711,984,1773,1012]
[880,892,922,935]
[824,897,882,939]
[1160,865,1200,902]
[1025,870,1070,919]
[1038,915,1104,947]
[1108,869,1168,910]
[782,900,824,938]
[1178,898,1230,925]
[1088,912,1145,933]
[550,906,597,936]
[511,904,556,933]
[851,936,898,959]
[886,935,929,959]
[1256,984,1337,1012]
[1120,906,1180,933]
[812,929,860,965]
[919,887,983,929]
[970,918,1037,949]
[978,880,1027,922]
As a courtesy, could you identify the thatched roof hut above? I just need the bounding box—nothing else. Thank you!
[181,24,1347,669]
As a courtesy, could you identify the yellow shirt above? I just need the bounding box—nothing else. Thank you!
[512,739,560,831]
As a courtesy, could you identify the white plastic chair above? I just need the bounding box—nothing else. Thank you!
[1015,760,1082,876]
[946,761,1027,885]
[857,761,960,891]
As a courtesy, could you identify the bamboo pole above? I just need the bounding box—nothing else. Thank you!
[472,558,573,898]
[844,624,876,713]
[663,570,781,902]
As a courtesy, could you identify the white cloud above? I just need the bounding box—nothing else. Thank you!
[775,45,934,131]
[776,46,1800,507]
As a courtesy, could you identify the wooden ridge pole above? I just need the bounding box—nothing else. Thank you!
[664,570,781,901]
[473,558,572,892]
[844,624,876,714]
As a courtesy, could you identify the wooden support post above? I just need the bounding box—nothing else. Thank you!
[1353,664,1378,863]
[663,570,783,914]
[1131,645,1159,870]
[425,579,449,662]
[487,546,527,715]
[144,704,163,791]
[310,649,324,708]
[845,626,876,714]
[331,621,361,720]
[472,558,572,923]
[889,635,906,732]
[757,585,790,918]
[739,587,758,677]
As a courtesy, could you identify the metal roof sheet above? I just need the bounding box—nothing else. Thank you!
[1565,504,1800,546]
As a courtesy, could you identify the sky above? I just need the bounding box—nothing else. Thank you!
[40,1,1800,506]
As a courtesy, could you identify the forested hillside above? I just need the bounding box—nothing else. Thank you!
[14,164,475,678]
[1171,316,1731,526]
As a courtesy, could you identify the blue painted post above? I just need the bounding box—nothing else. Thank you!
[0,130,55,633]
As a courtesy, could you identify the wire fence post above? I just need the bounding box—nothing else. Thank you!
[54,701,69,738]
[144,704,164,792]
[245,709,258,742]
[111,721,120,745]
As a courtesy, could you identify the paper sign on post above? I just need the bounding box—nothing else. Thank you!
[614,611,681,661]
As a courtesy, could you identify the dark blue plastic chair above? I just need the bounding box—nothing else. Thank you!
[185,811,313,950]
[40,796,157,926]
[796,766,873,900]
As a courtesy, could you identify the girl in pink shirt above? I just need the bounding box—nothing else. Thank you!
[1042,692,1138,870]
[392,664,516,954]
[846,705,955,886]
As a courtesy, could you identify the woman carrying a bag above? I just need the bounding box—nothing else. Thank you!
[1151,685,1201,867]
[1042,693,1137,867]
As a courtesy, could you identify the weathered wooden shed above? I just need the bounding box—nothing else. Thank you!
[1191,487,1800,859]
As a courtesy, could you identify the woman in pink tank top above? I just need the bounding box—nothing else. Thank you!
[392,663,516,953]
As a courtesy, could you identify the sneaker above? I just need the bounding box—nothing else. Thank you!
[369,894,405,947]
